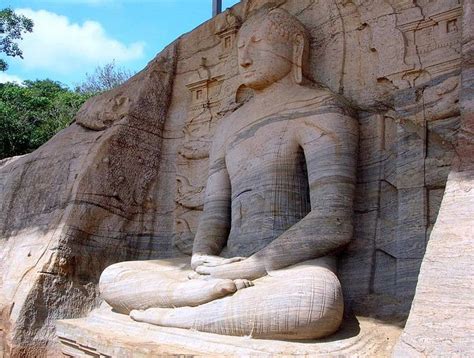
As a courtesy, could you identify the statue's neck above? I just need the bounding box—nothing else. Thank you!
[251,75,297,100]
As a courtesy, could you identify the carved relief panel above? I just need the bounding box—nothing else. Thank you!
[173,11,243,254]
[398,6,462,78]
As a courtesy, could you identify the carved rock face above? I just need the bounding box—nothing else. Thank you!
[1,0,470,355]
[237,19,293,90]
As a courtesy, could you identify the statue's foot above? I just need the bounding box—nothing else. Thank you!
[213,279,238,295]
[129,280,255,327]
[130,307,192,328]
[169,278,238,307]
[130,308,166,325]
[234,279,254,290]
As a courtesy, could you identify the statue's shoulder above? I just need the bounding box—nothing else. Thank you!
[216,109,235,137]
[296,86,355,118]
[293,86,358,136]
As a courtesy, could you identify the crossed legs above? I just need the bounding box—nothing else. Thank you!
[116,258,344,340]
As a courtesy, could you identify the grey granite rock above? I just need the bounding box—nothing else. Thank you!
[0,0,470,355]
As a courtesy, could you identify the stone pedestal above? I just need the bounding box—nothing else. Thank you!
[56,307,402,357]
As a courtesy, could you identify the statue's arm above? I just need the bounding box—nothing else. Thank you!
[191,133,231,267]
[256,112,359,271]
[195,112,358,280]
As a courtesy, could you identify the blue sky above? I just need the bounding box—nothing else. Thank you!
[1,0,240,88]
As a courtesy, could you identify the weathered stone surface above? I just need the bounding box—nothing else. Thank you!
[168,0,463,322]
[0,0,470,355]
[0,44,177,356]
[56,306,403,357]
[393,163,474,356]
[394,0,474,355]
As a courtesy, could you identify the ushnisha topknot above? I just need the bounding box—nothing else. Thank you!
[262,8,309,47]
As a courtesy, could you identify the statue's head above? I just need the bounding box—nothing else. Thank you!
[237,8,309,90]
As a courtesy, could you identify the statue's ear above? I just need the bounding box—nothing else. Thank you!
[293,34,304,84]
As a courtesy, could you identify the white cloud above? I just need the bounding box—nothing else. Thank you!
[0,73,23,84]
[14,8,145,73]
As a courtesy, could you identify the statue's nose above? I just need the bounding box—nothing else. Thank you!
[239,48,252,68]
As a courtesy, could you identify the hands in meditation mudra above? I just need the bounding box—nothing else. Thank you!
[99,8,358,340]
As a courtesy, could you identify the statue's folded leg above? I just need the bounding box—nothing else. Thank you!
[99,257,238,314]
[130,258,344,340]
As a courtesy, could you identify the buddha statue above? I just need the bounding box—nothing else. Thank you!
[99,8,358,340]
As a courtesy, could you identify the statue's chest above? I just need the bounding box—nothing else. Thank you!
[225,119,298,180]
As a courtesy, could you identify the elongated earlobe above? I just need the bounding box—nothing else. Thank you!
[293,34,304,84]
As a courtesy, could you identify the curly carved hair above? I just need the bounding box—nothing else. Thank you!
[264,9,309,47]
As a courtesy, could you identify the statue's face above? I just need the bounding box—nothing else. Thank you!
[238,20,294,90]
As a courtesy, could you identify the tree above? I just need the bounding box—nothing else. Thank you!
[75,60,133,94]
[0,8,33,71]
[0,80,91,159]
[0,63,133,159]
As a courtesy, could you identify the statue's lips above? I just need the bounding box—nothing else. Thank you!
[242,71,256,78]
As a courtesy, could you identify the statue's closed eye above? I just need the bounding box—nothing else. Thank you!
[251,36,261,43]
[238,36,262,48]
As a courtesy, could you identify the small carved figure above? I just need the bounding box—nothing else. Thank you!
[99,8,358,340]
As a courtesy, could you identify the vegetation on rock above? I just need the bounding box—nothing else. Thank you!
[0,79,91,159]
[0,7,133,159]
[75,61,133,95]
[0,62,134,159]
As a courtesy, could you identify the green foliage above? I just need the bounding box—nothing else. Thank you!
[0,79,91,159]
[0,8,34,71]
[0,62,132,159]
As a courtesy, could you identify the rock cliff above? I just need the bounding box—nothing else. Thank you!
[0,0,472,356]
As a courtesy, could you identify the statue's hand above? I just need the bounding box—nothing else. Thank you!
[190,254,222,270]
[199,256,247,267]
[195,257,266,281]
[191,254,245,270]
